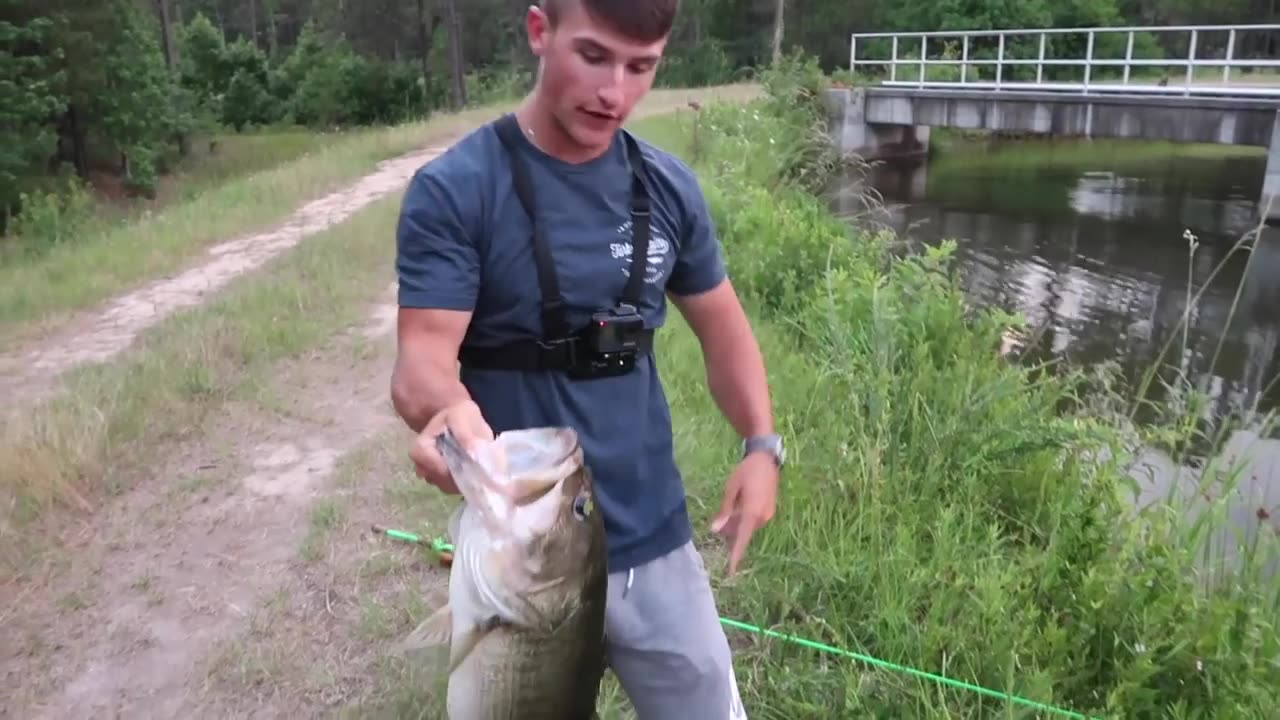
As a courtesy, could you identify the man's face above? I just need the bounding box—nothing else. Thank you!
[527,2,668,151]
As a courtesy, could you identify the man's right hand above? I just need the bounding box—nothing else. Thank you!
[409,399,494,494]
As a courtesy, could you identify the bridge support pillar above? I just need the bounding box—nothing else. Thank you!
[825,87,930,161]
[1263,110,1280,225]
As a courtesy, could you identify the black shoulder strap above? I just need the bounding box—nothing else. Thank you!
[493,113,569,338]
[491,113,654,335]
[618,130,652,308]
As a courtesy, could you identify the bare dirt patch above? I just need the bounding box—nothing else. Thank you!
[0,297,421,719]
[194,428,458,719]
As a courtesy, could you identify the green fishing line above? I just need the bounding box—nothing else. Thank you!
[372,526,1101,720]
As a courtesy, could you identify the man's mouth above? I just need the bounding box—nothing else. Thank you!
[579,108,617,122]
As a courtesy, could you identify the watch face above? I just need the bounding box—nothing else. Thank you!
[745,435,784,465]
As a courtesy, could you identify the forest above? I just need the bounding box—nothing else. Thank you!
[2,0,1276,237]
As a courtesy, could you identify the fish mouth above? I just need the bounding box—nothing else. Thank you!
[496,427,581,506]
[435,428,582,518]
[435,430,511,533]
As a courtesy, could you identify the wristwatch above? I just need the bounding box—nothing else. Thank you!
[743,433,785,468]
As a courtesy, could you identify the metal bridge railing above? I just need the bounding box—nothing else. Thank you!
[848,24,1280,98]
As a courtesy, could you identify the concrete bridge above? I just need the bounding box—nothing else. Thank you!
[825,23,1280,222]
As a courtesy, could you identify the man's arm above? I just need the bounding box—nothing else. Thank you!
[391,163,482,433]
[667,171,779,575]
[391,308,474,433]
[670,280,774,441]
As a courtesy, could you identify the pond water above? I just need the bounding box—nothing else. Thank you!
[829,136,1279,566]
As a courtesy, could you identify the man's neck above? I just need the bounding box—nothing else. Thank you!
[514,94,613,165]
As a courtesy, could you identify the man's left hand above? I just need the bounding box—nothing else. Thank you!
[711,451,780,576]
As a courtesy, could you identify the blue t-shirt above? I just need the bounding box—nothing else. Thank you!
[395,117,727,572]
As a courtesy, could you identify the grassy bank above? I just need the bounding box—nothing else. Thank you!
[639,58,1279,719]
[0,108,508,343]
[929,128,1266,164]
[136,128,374,208]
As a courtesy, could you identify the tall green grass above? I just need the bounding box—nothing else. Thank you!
[639,55,1280,719]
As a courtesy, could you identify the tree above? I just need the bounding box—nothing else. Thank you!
[416,0,441,103]
[442,0,466,109]
[90,0,187,194]
[0,7,67,230]
[772,0,786,64]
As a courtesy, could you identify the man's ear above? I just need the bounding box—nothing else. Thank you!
[526,5,551,57]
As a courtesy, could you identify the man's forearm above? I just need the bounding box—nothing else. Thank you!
[391,356,473,433]
[703,324,774,441]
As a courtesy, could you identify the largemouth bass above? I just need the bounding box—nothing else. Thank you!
[402,426,609,720]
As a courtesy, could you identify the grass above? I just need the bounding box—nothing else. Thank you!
[78,127,369,226]
[161,128,369,198]
[929,129,1266,164]
[0,191,406,576]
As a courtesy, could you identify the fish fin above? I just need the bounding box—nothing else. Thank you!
[398,603,453,652]
[447,615,504,675]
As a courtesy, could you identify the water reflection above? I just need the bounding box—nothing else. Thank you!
[840,146,1280,422]
[1133,430,1280,578]
[830,139,1280,558]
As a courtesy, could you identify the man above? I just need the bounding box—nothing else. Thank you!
[390,0,782,716]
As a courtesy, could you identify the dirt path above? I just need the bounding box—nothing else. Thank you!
[0,147,448,411]
[0,84,756,413]
[0,287,426,719]
[0,85,757,719]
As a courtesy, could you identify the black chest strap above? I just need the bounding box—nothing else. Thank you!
[456,114,658,375]
[489,112,654,339]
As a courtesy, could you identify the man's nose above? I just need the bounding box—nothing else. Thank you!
[597,66,625,108]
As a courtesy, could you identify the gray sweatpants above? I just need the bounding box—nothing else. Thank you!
[605,541,748,720]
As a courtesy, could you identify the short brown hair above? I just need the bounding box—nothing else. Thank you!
[543,0,679,43]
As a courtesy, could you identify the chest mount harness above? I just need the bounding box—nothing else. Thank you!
[457,113,656,380]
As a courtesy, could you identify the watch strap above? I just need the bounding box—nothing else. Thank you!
[743,433,784,466]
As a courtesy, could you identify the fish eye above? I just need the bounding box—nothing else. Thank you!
[572,493,592,521]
